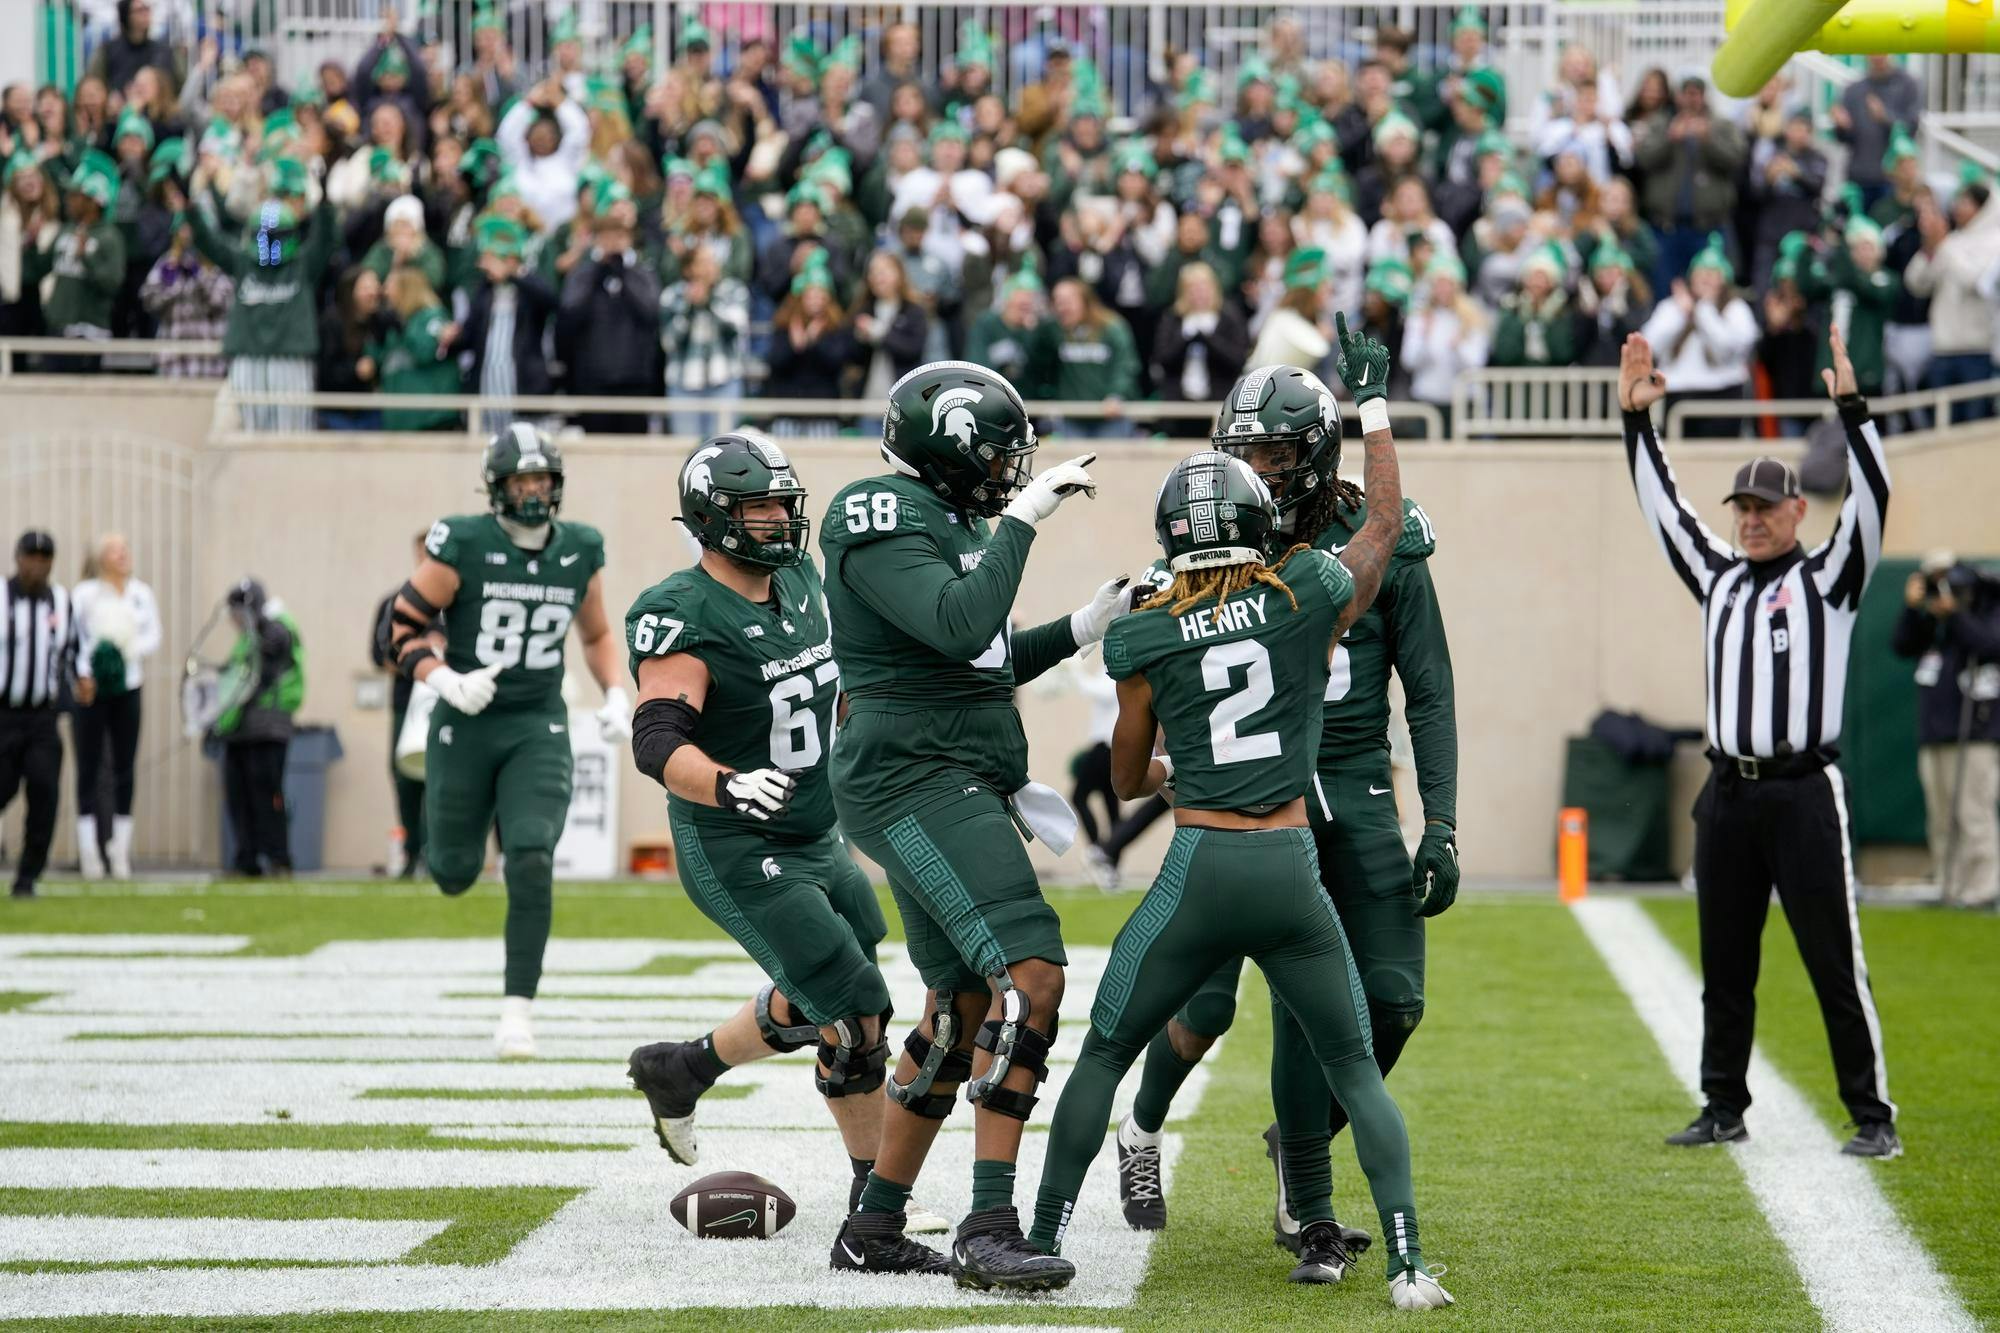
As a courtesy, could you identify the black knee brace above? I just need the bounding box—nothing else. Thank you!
[815,1016,891,1098]
[754,983,819,1053]
[886,990,972,1119]
[965,986,1057,1122]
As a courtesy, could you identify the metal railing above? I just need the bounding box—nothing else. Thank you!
[1452,367,1623,439]
[207,384,1448,442]
[0,337,226,378]
[1663,379,2000,439]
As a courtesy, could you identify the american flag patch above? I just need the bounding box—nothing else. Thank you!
[1765,584,1792,610]
[1169,519,1190,535]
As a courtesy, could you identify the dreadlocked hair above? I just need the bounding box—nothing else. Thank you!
[1139,543,1314,625]
[1291,468,1366,548]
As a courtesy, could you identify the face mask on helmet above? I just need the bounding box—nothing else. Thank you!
[883,361,1038,517]
[486,426,565,526]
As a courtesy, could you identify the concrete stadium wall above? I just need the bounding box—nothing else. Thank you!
[4,379,1996,882]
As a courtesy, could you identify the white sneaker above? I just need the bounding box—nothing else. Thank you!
[1389,1264,1454,1310]
[905,1199,950,1234]
[107,816,134,880]
[495,996,536,1060]
[76,818,105,881]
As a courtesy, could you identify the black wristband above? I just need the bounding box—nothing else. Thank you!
[395,642,438,680]
[1836,392,1870,425]
[632,696,701,784]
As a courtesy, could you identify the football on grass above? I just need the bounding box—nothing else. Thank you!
[670,1170,796,1239]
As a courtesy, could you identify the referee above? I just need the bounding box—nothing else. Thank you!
[1,531,90,898]
[1621,328,1900,1160]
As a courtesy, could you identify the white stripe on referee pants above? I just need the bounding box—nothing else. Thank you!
[1575,898,1971,1333]
[1825,764,1894,1118]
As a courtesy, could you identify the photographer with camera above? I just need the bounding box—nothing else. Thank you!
[1893,554,2000,909]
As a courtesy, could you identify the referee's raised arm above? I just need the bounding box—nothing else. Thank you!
[1618,334,1737,602]
[1803,328,1892,613]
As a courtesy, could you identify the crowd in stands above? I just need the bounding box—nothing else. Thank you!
[4,1,1999,436]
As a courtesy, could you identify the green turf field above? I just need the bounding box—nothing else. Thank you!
[0,882,1988,1331]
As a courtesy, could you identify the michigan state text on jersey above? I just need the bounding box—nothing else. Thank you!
[619,433,952,1267]
[387,425,631,1060]
[820,361,1131,1292]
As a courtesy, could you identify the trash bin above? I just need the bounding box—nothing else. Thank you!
[213,726,345,872]
[1560,735,1674,881]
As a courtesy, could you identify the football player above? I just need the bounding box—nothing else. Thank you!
[1028,327,1454,1310]
[820,361,1135,1289]
[1115,364,1460,1263]
[622,432,943,1251]
[388,426,633,1058]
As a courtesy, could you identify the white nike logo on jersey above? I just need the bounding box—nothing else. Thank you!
[1369,784,1391,796]
[560,553,581,566]
[550,723,565,734]
[796,596,810,612]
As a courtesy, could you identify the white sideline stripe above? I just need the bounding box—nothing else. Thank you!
[0,935,253,957]
[0,1217,447,1263]
[1573,898,1977,1333]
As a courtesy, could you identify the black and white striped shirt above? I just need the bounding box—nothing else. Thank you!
[1626,404,1890,760]
[1,578,79,710]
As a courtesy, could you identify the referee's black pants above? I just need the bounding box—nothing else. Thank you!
[0,709,63,891]
[1692,761,1895,1125]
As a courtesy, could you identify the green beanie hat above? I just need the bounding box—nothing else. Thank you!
[1460,68,1505,121]
[929,120,969,146]
[1283,246,1327,290]
[1453,5,1488,35]
[147,137,188,187]
[783,31,822,80]
[956,23,995,71]
[460,138,503,191]
[473,3,503,35]
[68,148,120,208]
[678,15,710,51]
[594,179,633,212]
[114,108,155,150]
[1373,110,1419,148]
[268,156,310,199]
[662,153,694,181]
[1367,256,1415,306]
[1475,129,1512,159]
[476,212,527,258]
[695,159,732,200]
[551,11,580,45]
[376,42,410,79]
[1688,231,1734,282]
[1522,243,1566,283]
[1114,141,1157,179]
[1845,215,1884,249]
[1883,124,1918,170]
[1177,69,1218,109]
[785,181,825,213]
[791,250,834,295]
[1002,268,1045,301]
[4,149,40,187]
[1426,251,1468,286]
[1590,241,1632,275]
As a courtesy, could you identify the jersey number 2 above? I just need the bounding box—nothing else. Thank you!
[1202,640,1282,764]
[477,599,571,670]
[769,662,841,768]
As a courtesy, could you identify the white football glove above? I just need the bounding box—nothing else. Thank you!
[1070,576,1138,646]
[717,768,798,822]
[428,662,502,716]
[1001,453,1098,529]
[596,686,633,744]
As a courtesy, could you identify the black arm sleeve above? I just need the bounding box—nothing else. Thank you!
[632,695,703,785]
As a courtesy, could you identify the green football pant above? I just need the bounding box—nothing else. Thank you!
[671,814,892,1024]
[1030,828,1418,1272]
[425,704,573,998]
[846,783,1067,993]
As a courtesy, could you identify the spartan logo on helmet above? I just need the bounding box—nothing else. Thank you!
[932,386,985,450]
[682,444,726,498]
[882,361,1038,517]
[1211,367,1343,515]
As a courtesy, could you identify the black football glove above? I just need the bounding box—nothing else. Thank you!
[1412,823,1460,918]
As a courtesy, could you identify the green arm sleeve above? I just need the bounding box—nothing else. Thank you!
[839,517,1038,660]
[185,199,242,276]
[1387,560,1458,826]
[1012,614,1079,687]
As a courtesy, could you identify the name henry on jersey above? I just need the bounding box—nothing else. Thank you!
[480,581,580,605]
[759,637,836,683]
[1179,592,1270,641]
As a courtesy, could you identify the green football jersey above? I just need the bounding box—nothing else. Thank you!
[1136,495,1439,763]
[819,474,1033,707]
[425,513,606,713]
[625,556,837,840]
[1106,548,1354,813]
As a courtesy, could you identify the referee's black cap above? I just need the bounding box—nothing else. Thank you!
[1724,457,1800,505]
[15,529,55,557]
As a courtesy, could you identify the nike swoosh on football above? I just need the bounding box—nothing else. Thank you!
[1368,784,1392,796]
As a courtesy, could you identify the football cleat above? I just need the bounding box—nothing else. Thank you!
[494,997,535,1060]
[1388,1263,1455,1310]
[628,1041,713,1164]
[950,1206,1076,1292]
[1287,1220,1353,1284]
[1841,1121,1902,1159]
[905,1199,951,1235]
[1117,1114,1166,1230]
[830,1210,950,1275]
[1263,1122,1372,1256]
[1665,1108,1749,1147]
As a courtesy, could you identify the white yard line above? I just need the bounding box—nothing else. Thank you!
[1572,897,1978,1333]
[0,1217,448,1263]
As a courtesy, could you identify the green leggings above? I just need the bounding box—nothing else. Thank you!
[1029,827,1421,1275]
